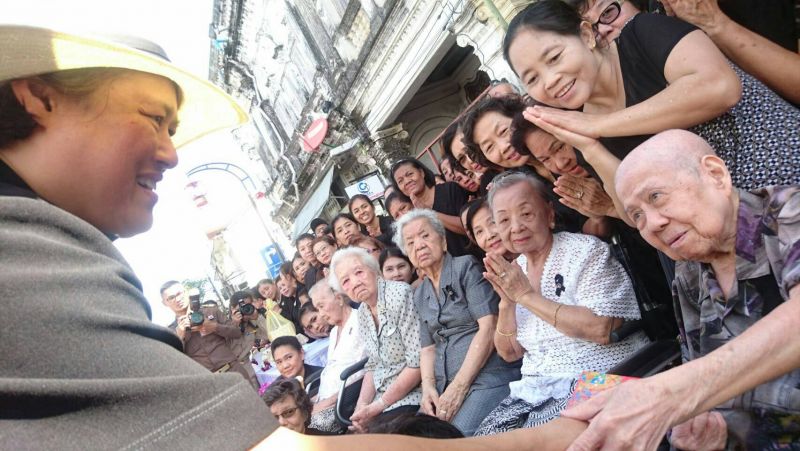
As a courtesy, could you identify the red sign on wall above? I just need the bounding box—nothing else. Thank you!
[301,118,328,153]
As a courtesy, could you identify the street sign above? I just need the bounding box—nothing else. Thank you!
[301,118,328,153]
[345,173,386,200]
[260,244,284,279]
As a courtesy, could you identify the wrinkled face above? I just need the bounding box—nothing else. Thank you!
[273,345,305,379]
[527,130,589,177]
[335,256,379,303]
[451,131,487,173]
[312,240,336,265]
[30,71,180,237]
[584,0,640,43]
[393,163,426,197]
[161,283,188,315]
[333,218,361,246]
[382,256,413,284]
[388,198,413,220]
[269,396,307,433]
[258,282,277,301]
[508,27,599,110]
[311,288,344,325]
[470,205,505,254]
[301,311,331,337]
[313,223,328,237]
[350,198,376,226]
[402,217,446,271]
[618,166,731,262]
[492,181,554,254]
[292,258,310,283]
[296,238,317,265]
[474,111,531,169]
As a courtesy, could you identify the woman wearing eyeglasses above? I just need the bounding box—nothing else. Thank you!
[262,379,328,435]
[563,0,642,43]
[505,0,800,192]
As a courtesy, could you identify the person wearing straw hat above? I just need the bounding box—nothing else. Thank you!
[0,25,275,448]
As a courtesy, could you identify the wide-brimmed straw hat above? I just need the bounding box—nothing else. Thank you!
[0,25,248,148]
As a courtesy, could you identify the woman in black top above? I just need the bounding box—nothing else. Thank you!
[390,158,472,257]
[349,194,395,246]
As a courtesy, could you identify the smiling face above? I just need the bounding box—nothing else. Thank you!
[333,217,362,246]
[526,129,589,177]
[13,71,180,237]
[402,217,446,272]
[334,256,379,304]
[350,197,376,226]
[278,276,297,298]
[312,240,337,265]
[382,255,413,283]
[272,344,305,379]
[451,131,486,173]
[507,27,600,110]
[470,205,506,254]
[492,181,554,255]
[473,111,531,169]
[618,164,734,263]
[393,163,426,197]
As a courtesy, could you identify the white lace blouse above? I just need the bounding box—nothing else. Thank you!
[510,232,648,404]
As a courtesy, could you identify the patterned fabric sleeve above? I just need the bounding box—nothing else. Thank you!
[772,187,800,293]
[395,283,422,368]
[462,256,500,321]
[574,239,641,320]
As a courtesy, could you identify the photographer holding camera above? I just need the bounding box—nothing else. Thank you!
[228,289,268,389]
[160,281,250,383]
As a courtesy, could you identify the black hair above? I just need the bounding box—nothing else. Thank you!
[261,378,313,427]
[463,197,490,242]
[330,213,361,241]
[270,335,302,353]
[299,302,319,323]
[389,158,437,195]
[229,290,253,309]
[348,194,374,214]
[509,111,541,159]
[309,217,328,232]
[378,247,412,271]
[478,169,501,197]
[159,280,181,296]
[503,0,585,70]
[294,233,315,247]
[440,121,461,159]
[368,412,464,438]
[460,95,527,170]
[384,191,413,216]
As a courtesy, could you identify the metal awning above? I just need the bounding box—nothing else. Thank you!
[291,167,335,239]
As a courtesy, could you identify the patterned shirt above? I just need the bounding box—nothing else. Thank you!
[673,186,800,449]
[357,279,422,410]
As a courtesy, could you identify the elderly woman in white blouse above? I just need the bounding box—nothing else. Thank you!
[473,171,648,435]
[329,247,422,433]
[307,279,367,433]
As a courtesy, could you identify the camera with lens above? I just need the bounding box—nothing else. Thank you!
[188,289,204,328]
[238,300,255,316]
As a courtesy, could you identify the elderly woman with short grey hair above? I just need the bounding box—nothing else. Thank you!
[329,247,422,433]
[394,209,521,436]
[472,171,647,435]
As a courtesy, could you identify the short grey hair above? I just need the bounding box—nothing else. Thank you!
[487,171,548,209]
[328,246,381,292]
[392,208,446,253]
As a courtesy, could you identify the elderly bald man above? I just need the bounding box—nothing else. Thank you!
[563,130,800,450]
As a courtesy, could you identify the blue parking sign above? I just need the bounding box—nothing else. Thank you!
[260,244,284,279]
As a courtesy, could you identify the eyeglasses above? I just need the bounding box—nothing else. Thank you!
[595,0,625,26]
[164,290,184,302]
[274,406,298,420]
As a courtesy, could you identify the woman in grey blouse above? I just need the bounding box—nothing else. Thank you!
[329,247,422,433]
[394,209,522,436]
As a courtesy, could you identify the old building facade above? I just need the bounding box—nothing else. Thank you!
[209,0,529,238]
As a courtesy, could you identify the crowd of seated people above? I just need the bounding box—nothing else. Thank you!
[150,1,799,447]
[245,1,800,448]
